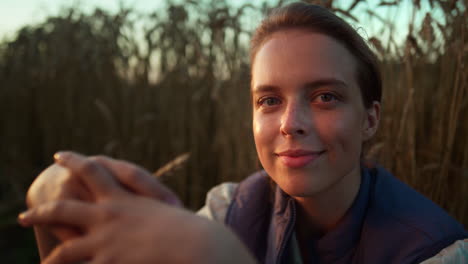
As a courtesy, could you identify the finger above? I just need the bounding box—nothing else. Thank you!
[42,236,96,264]
[18,200,98,229]
[54,151,125,199]
[51,225,82,242]
[92,156,182,207]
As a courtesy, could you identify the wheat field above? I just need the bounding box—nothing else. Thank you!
[0,0,466,261]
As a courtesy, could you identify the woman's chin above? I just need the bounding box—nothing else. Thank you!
[274,172,330,198]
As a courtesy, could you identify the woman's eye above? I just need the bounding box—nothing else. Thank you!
[315,93,338,103]
[259,97,281,106]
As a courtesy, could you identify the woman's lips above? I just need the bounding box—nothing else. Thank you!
[276,150,325,168]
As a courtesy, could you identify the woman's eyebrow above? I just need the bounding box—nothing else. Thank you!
[302,78,348,90]
[252,78,348,94]
[252,85,280,94]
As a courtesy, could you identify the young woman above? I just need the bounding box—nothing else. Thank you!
[20,2,467,264]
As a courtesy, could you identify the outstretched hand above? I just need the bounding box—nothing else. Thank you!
[25,151,181,258]
[21,152,256,264]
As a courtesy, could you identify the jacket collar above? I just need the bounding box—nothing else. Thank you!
[266,167,372,263]
[226,167,372,264]
[265,187,296,263]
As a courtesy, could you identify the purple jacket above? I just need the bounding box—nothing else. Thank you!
[224,166,467,264]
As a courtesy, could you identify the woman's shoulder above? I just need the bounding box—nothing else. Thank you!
[369,165,465,236]
[420,239,468,264]
[197,182,239,222]
[196,170,270,222]
[361,165,467,263]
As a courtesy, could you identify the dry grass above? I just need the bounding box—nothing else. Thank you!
[0,0,466,234]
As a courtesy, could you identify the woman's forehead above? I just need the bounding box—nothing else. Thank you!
[251,30,358,91]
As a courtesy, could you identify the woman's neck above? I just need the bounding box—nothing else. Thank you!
[294,164,362,238]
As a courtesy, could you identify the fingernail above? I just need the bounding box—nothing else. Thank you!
[54,151,66,162]
[17,211,31,226]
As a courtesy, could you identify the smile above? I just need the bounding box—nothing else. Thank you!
[276,149,326,168]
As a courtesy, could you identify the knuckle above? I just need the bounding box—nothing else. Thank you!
[79,159,100,175]
[90,155,108,164]
[124,167,141,182]
[47,200,67,216]
[98,204,121,222]
[27,165,72,207]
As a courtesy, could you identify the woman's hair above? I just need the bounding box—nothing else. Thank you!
[250,2,382,108]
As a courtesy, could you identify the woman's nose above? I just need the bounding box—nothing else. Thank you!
[280,101,311,137]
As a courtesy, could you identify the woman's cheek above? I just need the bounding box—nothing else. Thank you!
[318,110,363,162]
[253,113,278,165]
[253,111,278,140]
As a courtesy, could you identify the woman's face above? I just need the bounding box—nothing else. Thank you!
[251,30,379,197]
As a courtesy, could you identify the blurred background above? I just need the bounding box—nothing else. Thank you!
[0,0,466,262]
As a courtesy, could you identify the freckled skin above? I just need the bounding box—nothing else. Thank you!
[252,30,379,201]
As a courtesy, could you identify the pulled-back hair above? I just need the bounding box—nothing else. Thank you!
[250,2,382,108]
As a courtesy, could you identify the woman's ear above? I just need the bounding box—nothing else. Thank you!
[363,101,380,141]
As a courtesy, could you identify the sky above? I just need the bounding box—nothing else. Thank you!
[0,0,445,44]
[0,0,163,39]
